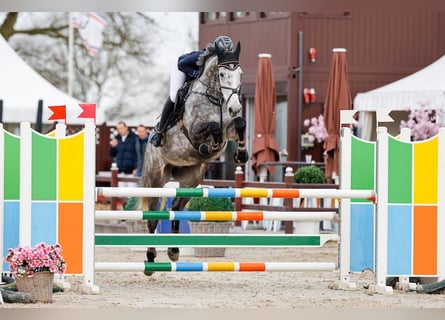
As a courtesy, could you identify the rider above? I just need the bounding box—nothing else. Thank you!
[149,35,234,147]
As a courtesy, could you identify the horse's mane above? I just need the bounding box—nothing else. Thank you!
[198,55,220,100]
[196,42,216,67]
[197,42,219,81]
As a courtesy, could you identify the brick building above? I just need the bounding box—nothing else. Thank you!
[198,11,445,179]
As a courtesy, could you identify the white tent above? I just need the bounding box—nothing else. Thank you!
[0,35,97,125]
[353,55,445,140]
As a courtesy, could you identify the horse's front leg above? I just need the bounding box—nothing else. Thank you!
[232,116,249,164]
[193,121,221,155]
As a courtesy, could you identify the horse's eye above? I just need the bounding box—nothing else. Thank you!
[219,72,225,78]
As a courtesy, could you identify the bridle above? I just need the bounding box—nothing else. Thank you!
[193,62,242,107]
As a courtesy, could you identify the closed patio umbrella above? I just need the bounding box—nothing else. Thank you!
[251,53,280,178]
[323,48,352,183]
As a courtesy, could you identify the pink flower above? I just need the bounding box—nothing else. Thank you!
[304,114,328,143]
[400,105,443,141]
[4,242,66,278]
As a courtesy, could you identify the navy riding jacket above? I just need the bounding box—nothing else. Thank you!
[109,130,138,174]
[177,50,203,80]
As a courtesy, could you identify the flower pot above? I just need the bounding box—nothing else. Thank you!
[16,271,54,303]
[189,221,232,257]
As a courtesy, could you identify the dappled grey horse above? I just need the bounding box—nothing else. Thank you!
[139,42,248,275]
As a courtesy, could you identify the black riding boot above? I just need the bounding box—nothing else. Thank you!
[149,98,175,147]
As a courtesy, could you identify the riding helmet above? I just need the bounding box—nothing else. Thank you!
[214,36,233,52]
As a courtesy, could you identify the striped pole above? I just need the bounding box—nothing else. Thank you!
[95,210,337,222]
[95,234,338,247]
[95,261,336,272]
[96,187,375,201]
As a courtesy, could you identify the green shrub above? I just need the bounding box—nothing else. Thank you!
[124,197,138,210]
[188,197,234,212]
[294,165,325,184]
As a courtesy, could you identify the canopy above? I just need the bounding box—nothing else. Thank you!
[323,48,352,182]
[0,35,89,124]
[354,55,445,111]
[251,53,280,177]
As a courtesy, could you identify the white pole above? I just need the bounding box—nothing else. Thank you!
[338,127,352,289]
[398,128,411,288]
[19,122,32,246]
[82,123,99,293]
[374,126,392,293]
[68,12,74,96]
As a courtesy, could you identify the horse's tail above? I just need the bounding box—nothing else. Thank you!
[136,196,149,211]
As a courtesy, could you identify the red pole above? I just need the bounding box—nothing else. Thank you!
[111,163,118,210]
[234,166,244,227]
[284,167,294,234]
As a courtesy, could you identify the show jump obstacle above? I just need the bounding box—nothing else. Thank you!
[1,122,444,294]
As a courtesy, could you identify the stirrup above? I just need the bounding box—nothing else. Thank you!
[149,131,164,147]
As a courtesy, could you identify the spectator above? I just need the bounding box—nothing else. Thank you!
[109,121,138,186]
[135,124,149,177]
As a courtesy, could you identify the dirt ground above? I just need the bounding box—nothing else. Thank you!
[2,228,445,308]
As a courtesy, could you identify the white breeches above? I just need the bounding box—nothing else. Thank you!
[169,65,186,103]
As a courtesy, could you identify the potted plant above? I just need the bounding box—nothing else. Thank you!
[293,165,325,184]
[293,165,326,234]
[187,197,233,257]
[4,242,66,303]
[124,196,149,232]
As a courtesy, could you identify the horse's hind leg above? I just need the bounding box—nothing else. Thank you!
[144,197,160,276]
[166,197,190,261]
[167,164,205,261]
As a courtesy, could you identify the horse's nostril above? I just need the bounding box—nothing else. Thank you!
[229,107,233,114]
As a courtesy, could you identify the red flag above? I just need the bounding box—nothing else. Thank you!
[78,103,96,124]
[48,105,66,124]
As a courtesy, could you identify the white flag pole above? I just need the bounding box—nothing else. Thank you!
[68,12,74,96]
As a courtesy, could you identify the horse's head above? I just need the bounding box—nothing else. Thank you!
[215,42,243,118]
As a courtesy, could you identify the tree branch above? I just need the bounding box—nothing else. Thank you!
[0,12,18,40]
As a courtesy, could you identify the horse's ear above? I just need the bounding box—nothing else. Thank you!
[234,42,241,58]
[215,43,225,58]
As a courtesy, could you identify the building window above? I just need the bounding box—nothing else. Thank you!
[200,12,227,24]
[234,12,249,18]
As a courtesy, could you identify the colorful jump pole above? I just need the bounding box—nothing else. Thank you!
[95,261,336,273]
[95,210,337,222]
[96,187,375,200]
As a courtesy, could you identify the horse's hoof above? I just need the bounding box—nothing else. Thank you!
[146,248,157,260]
[167,247,180,262]
[143,259,155,276]
[144,248,157,276]
[198,143,211,155]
